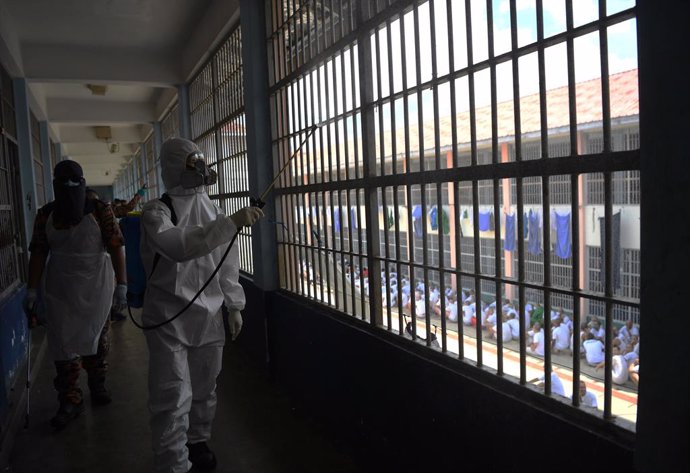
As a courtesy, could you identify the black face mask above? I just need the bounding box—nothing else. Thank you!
[180,152,218,189]
[52,176,89,226]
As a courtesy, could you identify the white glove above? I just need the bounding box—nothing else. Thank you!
[112,284,128,312]
[23,288,38,316]
[228,309,243,341]
[230,207,264,228]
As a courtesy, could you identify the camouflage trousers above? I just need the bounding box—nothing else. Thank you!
[54,320,111,404]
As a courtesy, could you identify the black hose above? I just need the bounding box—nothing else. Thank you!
[128,230,240,330]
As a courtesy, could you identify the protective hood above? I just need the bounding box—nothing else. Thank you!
[52,160,93,226]
[160,138,204,192]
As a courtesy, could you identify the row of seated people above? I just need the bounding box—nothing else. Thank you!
[391,282,641,387]
[337,265,642,389]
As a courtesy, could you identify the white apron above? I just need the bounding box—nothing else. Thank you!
[44,212,114,360]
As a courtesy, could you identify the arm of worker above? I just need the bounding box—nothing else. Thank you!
[217,206,264,340]
[141,202,263,263]
[24,206,51,324]
[93,201,128,310]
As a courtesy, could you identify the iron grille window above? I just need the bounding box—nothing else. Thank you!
[144,135,157,200]
[161,104,180,141]
[0,136,21,297]
[268,0,640,427]
[1,67,16,138]
[49,139,58,171]
[30,113,45,207]
[189,25,252,274]
[586,128,640,205]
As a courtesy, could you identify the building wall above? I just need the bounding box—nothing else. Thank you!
[237,277,634,471]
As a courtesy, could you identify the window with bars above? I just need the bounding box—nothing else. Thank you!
[1,67,16,138]
[586,128,640,205]
[49,138,58,171]
[30,113,45,207]
[268,0,640,428]
[161,104,180,141]
[1,65,24,293]
[143,135,158,200]
[188,25,253,274]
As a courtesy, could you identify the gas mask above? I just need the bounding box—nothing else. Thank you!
[180,151,217,189]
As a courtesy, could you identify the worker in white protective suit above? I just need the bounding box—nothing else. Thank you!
[24,159,128,430]
[140,137,263,473]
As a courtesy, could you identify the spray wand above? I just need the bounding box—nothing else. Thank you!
[130,125,320,330]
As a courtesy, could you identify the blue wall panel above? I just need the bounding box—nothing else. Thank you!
[0,286,29,422]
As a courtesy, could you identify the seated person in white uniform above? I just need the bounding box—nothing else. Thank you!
[527,323,545,356]
[445,294,458,322]
[551,318,571,354]
[537,372,566,398]
[575,381,598,408]
[583,332,605,366]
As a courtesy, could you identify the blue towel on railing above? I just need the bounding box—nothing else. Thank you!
[412,205,423,237]
[504,213,516,251]
[528,210,541,255]
[479,211,491,231]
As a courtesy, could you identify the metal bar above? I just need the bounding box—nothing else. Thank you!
[429,0,446,352]
[412,4,431,343]
[487,0,504,373]
[447,0,464,358]
[465,0,483,366]
[565,0,582,406]
[267,150,640,190]
[358,6,383,326]
[536,0,552,396]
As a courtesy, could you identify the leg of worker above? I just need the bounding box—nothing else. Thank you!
[82,319,111,404]
[186,345,223,471]
[52,357,84,429]
[147,335,193,473]
[187,345,223,443]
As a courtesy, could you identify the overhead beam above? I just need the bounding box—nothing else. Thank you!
[58,126,146,144]
[48,98,156,123]
[182,0,240,81]
[22,44,182,86]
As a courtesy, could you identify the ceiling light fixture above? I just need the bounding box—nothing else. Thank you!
[87,84,108,96]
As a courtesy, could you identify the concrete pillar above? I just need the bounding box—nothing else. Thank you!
[12,78,37,244]
[240,0,278,290]
[635,1,690,471]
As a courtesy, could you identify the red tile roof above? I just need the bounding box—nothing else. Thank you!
[379,68,639,155]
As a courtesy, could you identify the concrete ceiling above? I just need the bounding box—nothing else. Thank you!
[0,0,240,187]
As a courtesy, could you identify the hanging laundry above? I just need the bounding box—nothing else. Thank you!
[523,212,529,239]
[430,206,439,231]
[334,208,340,233]
[528,210,541,255]
[478,211,491,231]
[599,211,622,290]
[351,206,357,231]
[554,211,571,259]
[412,205,423,237]
[387,207,395,229]
[441,206,450,235]
[504,213,516,251]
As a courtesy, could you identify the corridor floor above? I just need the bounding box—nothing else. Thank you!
[7,314,358,473]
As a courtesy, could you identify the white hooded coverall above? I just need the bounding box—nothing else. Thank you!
[141,138,245,473]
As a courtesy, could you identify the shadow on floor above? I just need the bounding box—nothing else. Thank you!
[8,312,358,473]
